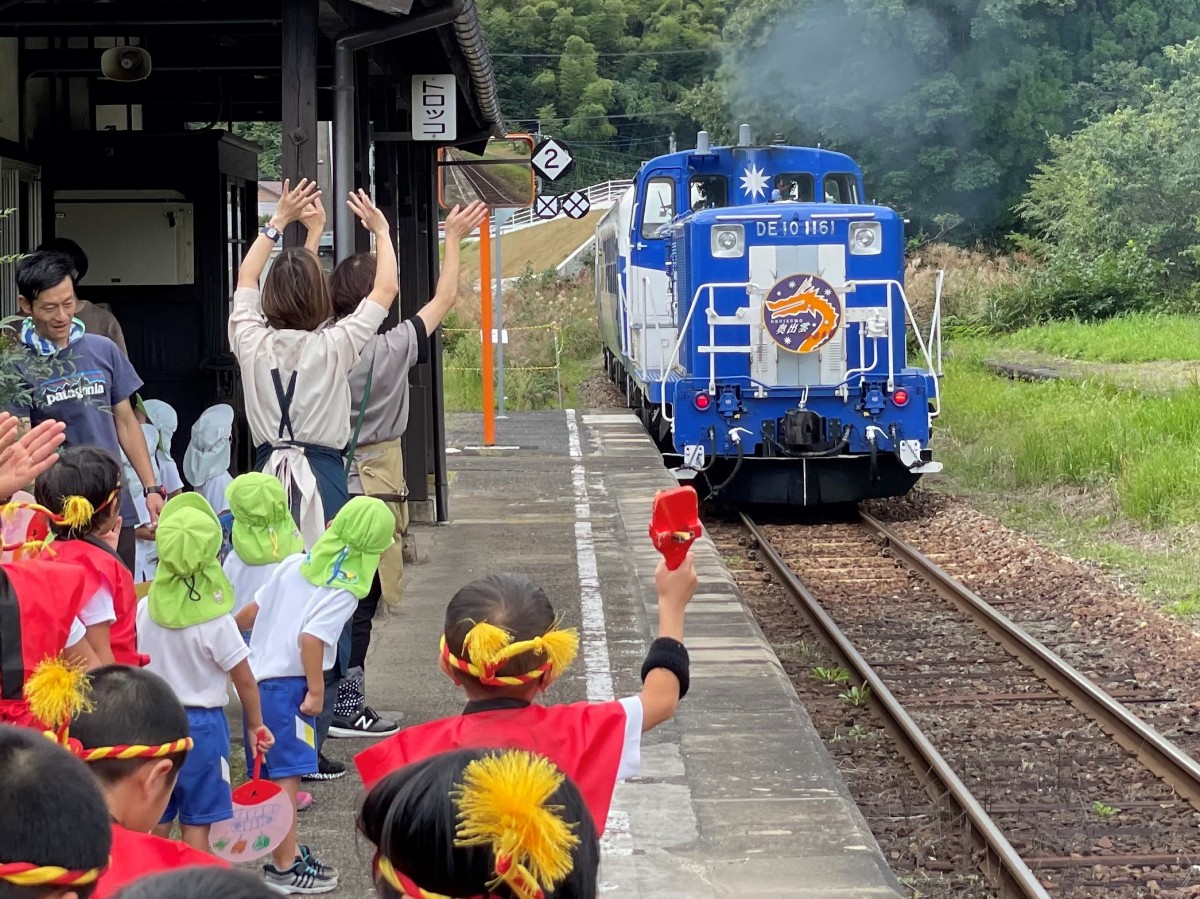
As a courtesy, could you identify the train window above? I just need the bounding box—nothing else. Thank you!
[823,173,859,204]
[641,177,676,238]
[689,175,727,211]
[774,174,814,202]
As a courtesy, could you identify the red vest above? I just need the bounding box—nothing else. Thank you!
[49,538,147,667]
[0,560,90,728]
[92,825,228,899]
[354,701,628,833]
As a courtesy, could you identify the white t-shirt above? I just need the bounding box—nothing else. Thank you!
[159,456,185,495]
[78,586,116,627]
[615,695,644,781]
[68,617,86,647]
[223,552,283,616]
[136,598,250,708]
[197,472,234,516]
[248,555,358,681]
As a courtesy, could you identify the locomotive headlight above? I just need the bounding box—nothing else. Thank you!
[849,221,882,255]
[711,224,745,258]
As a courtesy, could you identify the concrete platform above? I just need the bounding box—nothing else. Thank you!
[299,410,902,898]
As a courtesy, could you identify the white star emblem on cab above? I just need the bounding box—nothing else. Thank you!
[740,164,769,200]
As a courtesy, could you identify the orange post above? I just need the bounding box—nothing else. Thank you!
[479,209,495,446]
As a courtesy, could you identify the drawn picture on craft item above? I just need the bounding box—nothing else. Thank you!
[209,748,294,862]
[762,274,842,353]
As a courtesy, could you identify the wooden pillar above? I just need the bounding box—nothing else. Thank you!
[393,137,441,518]
[280,0,318,248]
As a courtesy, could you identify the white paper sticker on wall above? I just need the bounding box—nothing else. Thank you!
[412,74,457,141]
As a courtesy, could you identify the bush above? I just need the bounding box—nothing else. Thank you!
[1015,40,1200,319]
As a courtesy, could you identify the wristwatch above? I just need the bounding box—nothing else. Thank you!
[143,485,167,499]
[261,223,282,242]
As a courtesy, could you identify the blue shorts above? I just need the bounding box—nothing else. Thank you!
[161,707,232,826]
[247,676,317,779]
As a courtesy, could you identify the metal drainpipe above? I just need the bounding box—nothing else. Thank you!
[332,0,465,263]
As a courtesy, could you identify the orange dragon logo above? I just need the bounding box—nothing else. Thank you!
[762,274,842,353]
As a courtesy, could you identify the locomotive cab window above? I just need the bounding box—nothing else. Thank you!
[641,177,676,239]
[689,175,727,211]
[774,174,815,202]
[823,173,859,204]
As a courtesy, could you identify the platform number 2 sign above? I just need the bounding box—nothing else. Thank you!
[531,138,575,182]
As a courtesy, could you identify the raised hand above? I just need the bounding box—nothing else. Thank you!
[347,189,389,236]
[300,195,326,233]
[0,417,66,499]
[273,178,322,227]
[444,200,488,242]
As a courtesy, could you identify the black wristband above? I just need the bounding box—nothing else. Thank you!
[640,637,690,700]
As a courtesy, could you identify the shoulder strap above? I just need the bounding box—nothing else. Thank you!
[344,362,374,478]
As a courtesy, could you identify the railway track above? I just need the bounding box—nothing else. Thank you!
[443,147,512,207]
[739,511,1200,898]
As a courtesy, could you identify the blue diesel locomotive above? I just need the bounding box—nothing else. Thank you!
[595,127,943,504]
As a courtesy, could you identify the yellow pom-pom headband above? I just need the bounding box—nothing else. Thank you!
[0,490,117,550]
[441,622,579,687]
[373,751,579,899]
[0,861,108,887]
[455,751,579,899]
[23,656,93,746]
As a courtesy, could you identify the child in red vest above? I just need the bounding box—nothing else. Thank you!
[110,868,277,899]
[0,723,113,899]
[354,554,697,833]
[358,747,600,899]
[30,447,146,666]
[68,665,227,899]
[0,552,100,727]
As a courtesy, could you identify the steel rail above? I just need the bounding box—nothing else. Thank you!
[741,512,1051,899]
[858,509,1200,811]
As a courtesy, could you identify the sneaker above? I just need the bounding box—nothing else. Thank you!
[301,753,346,782]
[296,791,314,812]
[262,859,337,894]
[299,846,338,879]
[329,705,400,738]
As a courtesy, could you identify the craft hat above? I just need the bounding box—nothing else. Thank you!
[142,398,178,454]
[183,404,234,487]
[226,472,305,565]
[299,496,394,600]
[147,493,234,628]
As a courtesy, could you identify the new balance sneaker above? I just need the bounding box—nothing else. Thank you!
[298,846,339,879]
[301,753,346,782]
[262,858,336,894]
[296,790,314,812]
[329,705,400,738]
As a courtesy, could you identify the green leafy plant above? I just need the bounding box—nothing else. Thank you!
[1092,801,1119,819]
[811,666,850,684]
[839,685,872,706]
[833,723,874,743]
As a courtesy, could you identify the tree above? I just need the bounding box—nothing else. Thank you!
[1017,40,1200,314]
[232,122,282,180]
[698,0,1200,239]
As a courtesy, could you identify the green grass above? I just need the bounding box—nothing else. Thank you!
[969,313,1200,363]
[938,334,1200,615]
[941,349,1200,526]
[442,268,601,412]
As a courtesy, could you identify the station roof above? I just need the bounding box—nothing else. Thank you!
[1,0,503,138]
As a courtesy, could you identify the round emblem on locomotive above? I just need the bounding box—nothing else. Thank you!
[762,273,842,353]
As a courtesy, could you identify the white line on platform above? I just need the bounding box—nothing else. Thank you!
[565,408,614,702]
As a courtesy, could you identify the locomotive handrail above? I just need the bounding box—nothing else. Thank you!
[841,278,941,423]
[660,280,760,425]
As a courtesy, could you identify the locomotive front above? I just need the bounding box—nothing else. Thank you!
[661,151,941,503]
